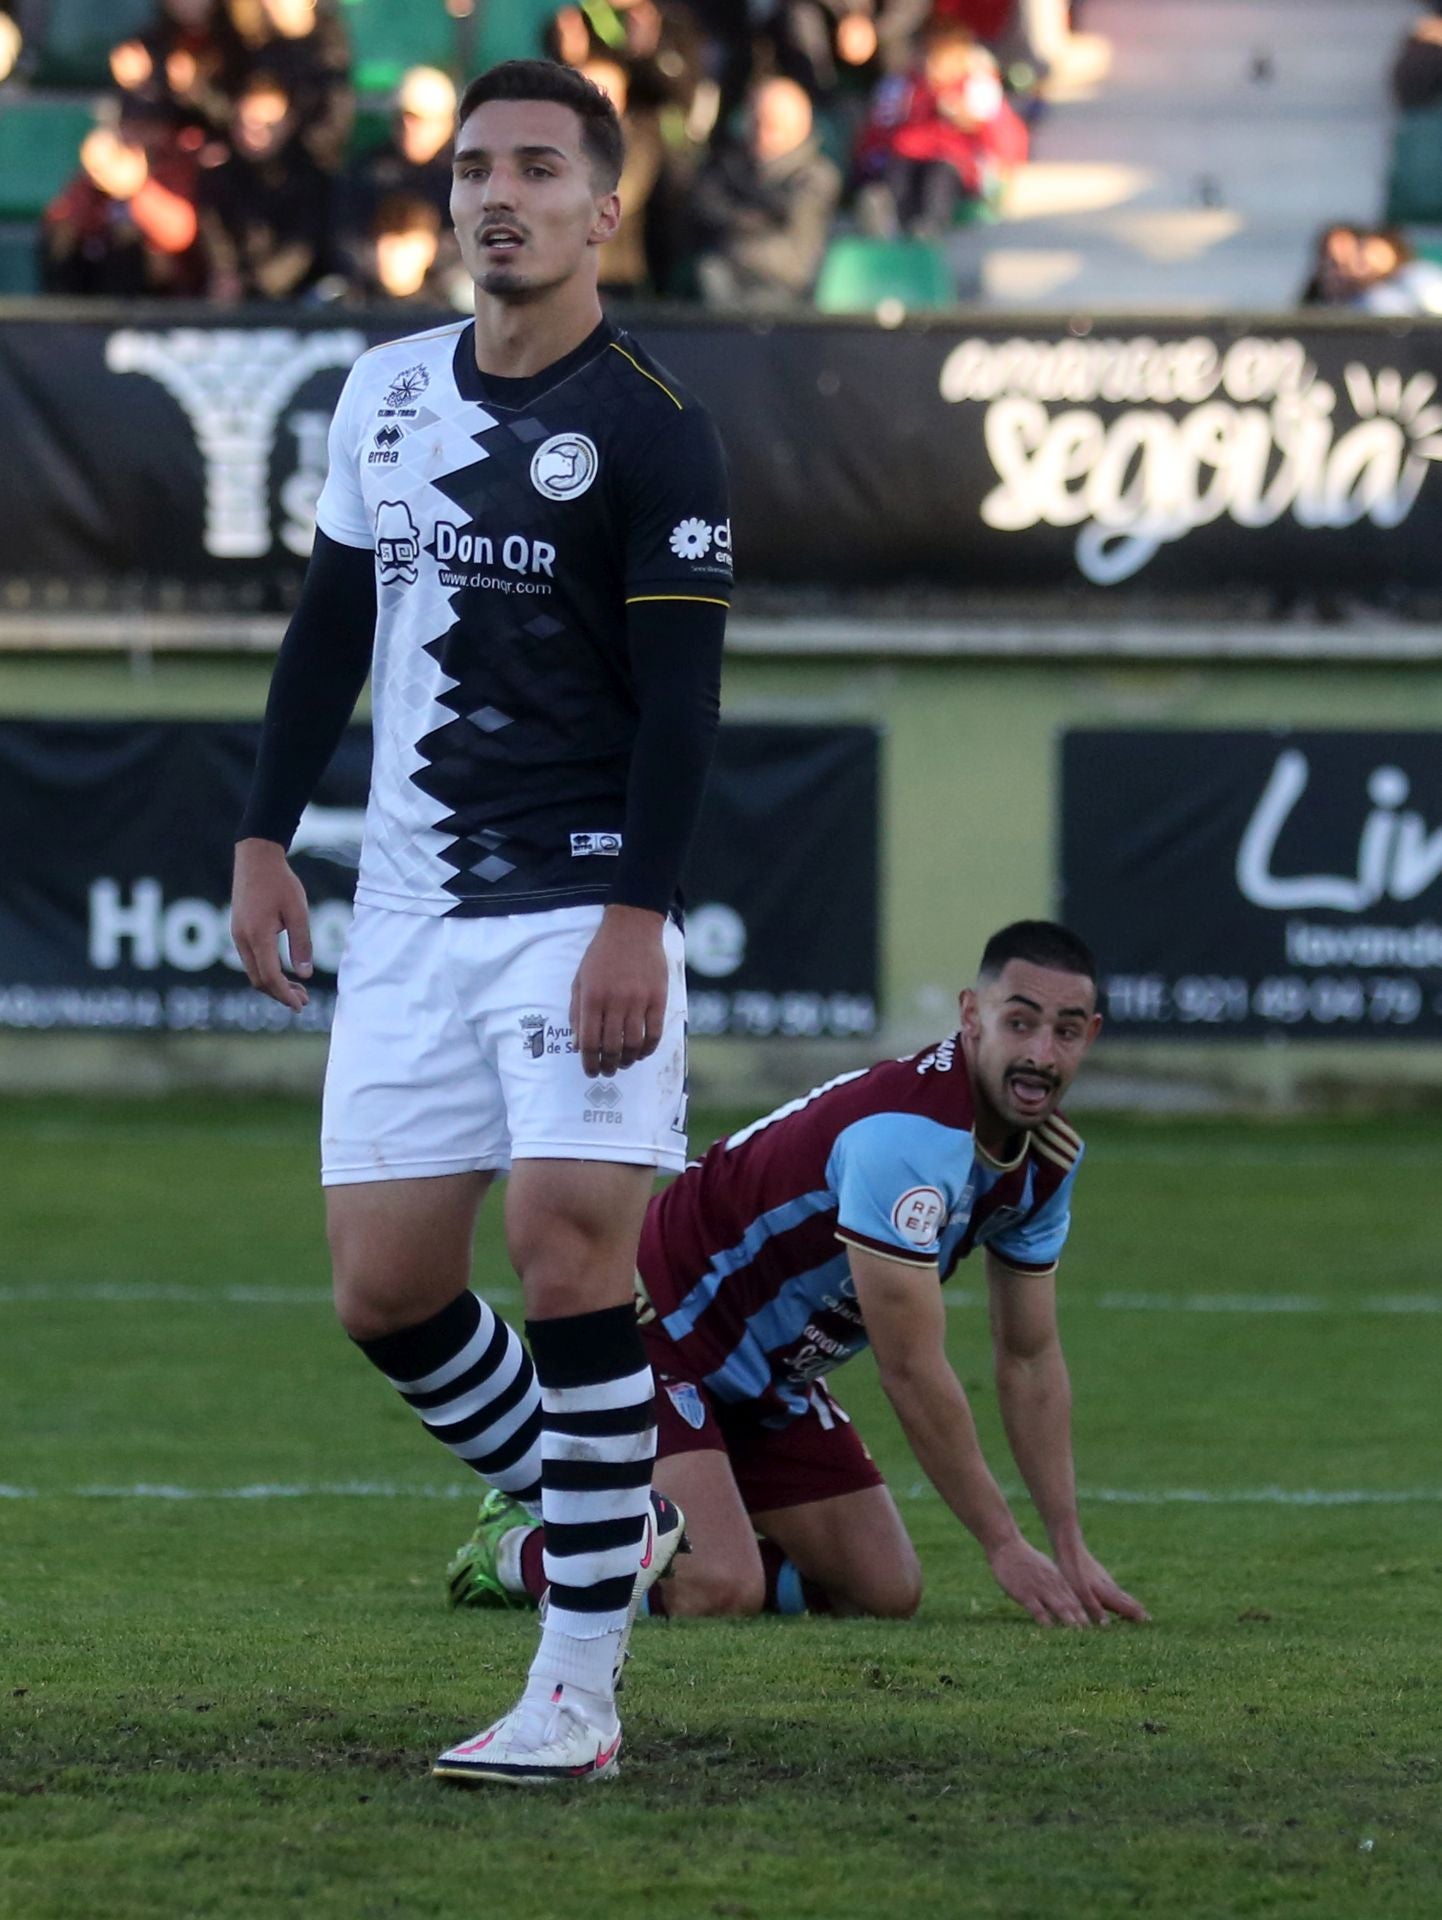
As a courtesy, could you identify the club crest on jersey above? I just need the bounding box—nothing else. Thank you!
[665,1381,707,1431]
[891,1185,945,1247]
[375,501,420,586]
[383,365,428,407]
[530,432,598,501]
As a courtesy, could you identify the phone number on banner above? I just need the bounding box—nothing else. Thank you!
[1105,974,1426,1026]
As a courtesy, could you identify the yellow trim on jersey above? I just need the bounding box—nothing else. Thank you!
[1031,1135,1077,1173]
[987,1255,1060,1280]
[834,1231,938,1271]
[626,593,730,608]
[608,342,685,409]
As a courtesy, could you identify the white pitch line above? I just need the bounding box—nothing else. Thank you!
[2,1284,1439,1316]
[2,1481,1440,1507]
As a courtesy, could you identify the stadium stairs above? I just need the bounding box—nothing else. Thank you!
[948,0,1417,311]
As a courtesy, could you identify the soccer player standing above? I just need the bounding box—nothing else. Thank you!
[230,60,731,1785]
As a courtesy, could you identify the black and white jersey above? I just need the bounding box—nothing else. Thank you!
[316,316,731,917]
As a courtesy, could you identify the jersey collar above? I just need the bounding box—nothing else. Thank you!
[452,317,618,411]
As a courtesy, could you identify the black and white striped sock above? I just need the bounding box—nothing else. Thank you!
[355,1292,543,1512]
[525,1304,655,1698]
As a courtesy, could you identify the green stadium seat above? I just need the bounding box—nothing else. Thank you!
[1386,106,1442,226]
[475,0,555,67]
[0,98,96,221]
[337,0,457,94]
[814,234,955,314]
[29,0,156,88]
[0,220,40,293]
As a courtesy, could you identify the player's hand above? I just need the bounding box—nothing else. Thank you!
[231,838,313,1012]
[986,1535,1093,1627]
[570,904,667,1077]
[1056,1544,1150,1625]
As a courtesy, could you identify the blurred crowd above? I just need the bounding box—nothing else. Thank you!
[17,0,1070,306]
[1302,2,1442,317]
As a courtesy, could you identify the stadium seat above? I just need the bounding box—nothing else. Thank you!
[338,0,456,94]
[0,220,40,293]
[474,0,555,67]
[1386,106,1442,226]
[27,0,154,87]
[814,234,955,314]
[0,98,96,221]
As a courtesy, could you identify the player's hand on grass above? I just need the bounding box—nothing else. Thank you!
[986,1535,1093,1627]
[1056,1545,1150,1626]
[571,904,668,1077]
[231,838,314,1012]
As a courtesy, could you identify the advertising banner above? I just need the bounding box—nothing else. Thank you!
[0,720,879,1039]
[1,312,1440,604]
[1060,729,1442,1038]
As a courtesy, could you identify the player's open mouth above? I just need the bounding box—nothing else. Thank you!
[480,225,525,254]
[1007,1072,1057,1112]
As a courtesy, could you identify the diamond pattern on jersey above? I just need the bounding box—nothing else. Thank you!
[329,322,721,916]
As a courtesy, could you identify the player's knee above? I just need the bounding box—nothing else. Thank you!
[667,1565,765,1617]
[854,1550,924,1620]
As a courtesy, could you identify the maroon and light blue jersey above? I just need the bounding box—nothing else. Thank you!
[637,1034,1083,1423]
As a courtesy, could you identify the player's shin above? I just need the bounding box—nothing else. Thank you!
[525,1304,656,1707]
[353,1291,543,1513]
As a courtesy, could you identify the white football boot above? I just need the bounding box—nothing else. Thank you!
[433,1682,622,1788]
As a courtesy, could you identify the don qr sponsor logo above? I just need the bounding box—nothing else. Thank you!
[375,502,420,585]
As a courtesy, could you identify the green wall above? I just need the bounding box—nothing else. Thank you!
[4,649,1442,1107]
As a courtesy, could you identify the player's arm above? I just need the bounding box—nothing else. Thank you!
[231,529,375,1010]
[987,1250,1148,1624]
[847,1243,1093,1627]
[570,595,724,1075]
[571,392,730,1077]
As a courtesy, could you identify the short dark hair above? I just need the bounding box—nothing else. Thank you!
[456,60,624,192]
[978,920,1098,986]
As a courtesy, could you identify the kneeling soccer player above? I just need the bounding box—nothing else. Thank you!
[448,920,1148,1628]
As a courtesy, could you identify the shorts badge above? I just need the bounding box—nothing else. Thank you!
[665,1381,707,1432]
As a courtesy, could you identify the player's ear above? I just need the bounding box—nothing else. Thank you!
[958,987,980,1036]
[588,189,622,247]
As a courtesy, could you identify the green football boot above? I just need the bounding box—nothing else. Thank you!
[446,1489,538,1612]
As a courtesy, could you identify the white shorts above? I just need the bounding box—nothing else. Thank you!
[321,903,689,1186]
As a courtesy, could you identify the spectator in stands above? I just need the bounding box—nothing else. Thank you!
[222,0,352,172]
[546,0,707,122]
[41,103,207,296]
[199,72,335,300]
[855,22,1026,235]
[340,66,458,282]
[1300,222,1442,315]
[690,75,842,307]
[110,0,244,146]
[344,192,467,308]
[1393,3,1442,112]
[580,53,667,296]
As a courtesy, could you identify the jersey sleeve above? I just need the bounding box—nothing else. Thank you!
[314,362,373,551]
[987,1152,1084,1276]
[826,1112,972,1270]
[618,402,733,605]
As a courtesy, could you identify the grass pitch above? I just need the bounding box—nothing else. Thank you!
[2,1095,1441,1919]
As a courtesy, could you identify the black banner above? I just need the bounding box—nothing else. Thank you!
[2,310,1442,604]
[1060,730,1442,1039]
[0,720,878,1038]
